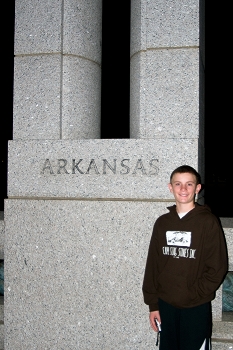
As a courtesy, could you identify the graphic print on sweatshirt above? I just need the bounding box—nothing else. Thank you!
[163,231,196,259]
[166,231,191,246]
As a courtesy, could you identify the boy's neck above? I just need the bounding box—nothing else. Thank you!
[176,202,195,214]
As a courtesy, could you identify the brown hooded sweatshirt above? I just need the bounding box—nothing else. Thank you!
[142,203,228,311]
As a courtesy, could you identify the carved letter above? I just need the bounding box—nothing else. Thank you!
[132,159,147,175]
[57,159,69,174]
[42,159,54,174]
[86,159,100,174]
[103,159,116,174]
[120,159,130,174]
[149,159,159,175]
[72,159,84,174]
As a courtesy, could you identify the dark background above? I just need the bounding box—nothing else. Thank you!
[1,1,232,217]
[1,1,15,213]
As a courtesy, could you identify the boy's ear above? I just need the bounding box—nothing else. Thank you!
[195,184,202,194]
[168,183,173,192]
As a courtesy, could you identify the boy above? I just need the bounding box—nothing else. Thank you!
[142,165,228,350]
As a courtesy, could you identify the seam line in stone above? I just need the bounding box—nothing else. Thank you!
[14,53,101,67]
[7,196,175,203]
[60,0,65,140]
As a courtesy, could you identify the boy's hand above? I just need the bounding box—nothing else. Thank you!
[149,310,161,332]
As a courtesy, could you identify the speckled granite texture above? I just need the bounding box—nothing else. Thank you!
[13,0,102,140]
[8,139,198,200]
[211,341,233,350]
[130,0,199,55]
[62,0,102,63]
[225,228,233,271]
[130,49,199,139]
[4,199,173,349]
[130,0,201,141]
[62,56,101,140]
[14,0,62,54]
[212,287,223,321]
[0,296,3,320]
[15,0,102,62]
[221,218,233,228]
[0,216,4,260]
[212,321,233,346]
[13,55,62,140]
[0,324,3,350]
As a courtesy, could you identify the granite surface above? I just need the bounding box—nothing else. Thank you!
[8,139,198,199]
[212,321,233,340]
[0,323,3,350]
[63,0,102,64]
[13,54,101,140]
[62,56,101,139]
[0,218,4,260]
[15,0,102,64]
[212,287,223,321]
[13,55,61,140]
[130,53,146,139]
[225,228,233,271]
[0,297,3,322]
[130,0,200,142]
[221,218,233,228]
[14,0,102,141]
[14,0,62,54]
[211,341,233,350]
[130,0,147,53]
[130,0,199,56]
[130,48,199,139]
[4,199,172,349]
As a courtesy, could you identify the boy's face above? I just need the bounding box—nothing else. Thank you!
[168,172,201,206]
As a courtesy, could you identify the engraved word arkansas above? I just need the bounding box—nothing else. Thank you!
[42,158,159,175]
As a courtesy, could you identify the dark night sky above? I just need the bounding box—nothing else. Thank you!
[0,1,14,212]
[1,1,232,217]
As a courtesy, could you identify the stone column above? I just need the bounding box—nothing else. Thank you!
[130,0,203,175]
[13,0,102,140]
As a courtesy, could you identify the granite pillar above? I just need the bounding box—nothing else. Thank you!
[130,0,200,137]
[130,0,204,177]
[13,0,102,140]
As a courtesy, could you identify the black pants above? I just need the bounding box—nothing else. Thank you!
[158,299,212,350]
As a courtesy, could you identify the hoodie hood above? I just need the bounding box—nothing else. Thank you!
[167,203,212,220]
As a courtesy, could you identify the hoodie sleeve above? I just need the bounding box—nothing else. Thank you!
[194,216,228,299]
[142,221,160,311]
